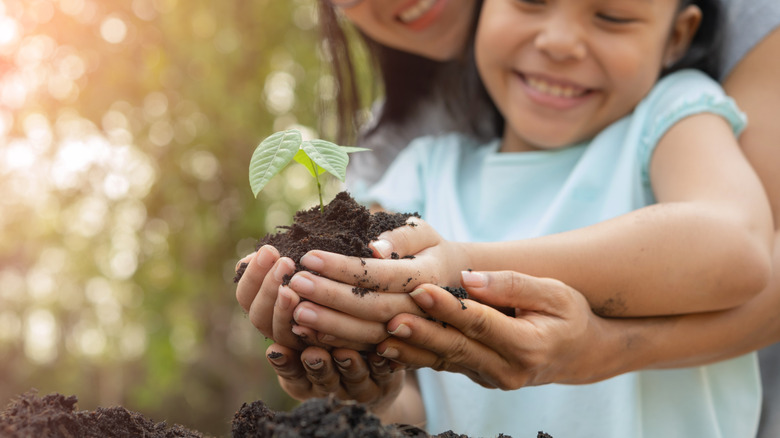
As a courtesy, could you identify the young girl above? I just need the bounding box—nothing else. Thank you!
[290,0,771,436]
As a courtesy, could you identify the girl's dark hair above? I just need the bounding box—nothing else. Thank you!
[665,0,724,79]
[317,0,501,145]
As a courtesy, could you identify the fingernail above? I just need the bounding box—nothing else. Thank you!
[289,274,315,296]
[461,270,487,288]
[291,325,307,338]
[388,323,411,339]
[377,348,398,360]
[273,261,290,283]
[410,288,434,309]
[372,239,393,259]
[300,253,324,271]
[256,246,277,269]
[267,351,286,366]
[294,306,318,325]
[236,253,253,271]
[276,287,292,311]
[304,358,324,370]
[319,334,336,343]
[334,358,351,369]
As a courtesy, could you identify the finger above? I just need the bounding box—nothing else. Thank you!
[300,347,342,397]
[331,349,374,402]
[299,250,430,293]
[369,216,437,259]
[461,270,586,315]
[266,344,312,400]
[235,245,279,311]
[288,270,424,322]
[272,286,305,350]
[293,301,387,348]
[246,256,296,337]
[378,317,499,388]
[408,284,519,354]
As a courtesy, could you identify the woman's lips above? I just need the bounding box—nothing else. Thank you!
[396,0,446,31]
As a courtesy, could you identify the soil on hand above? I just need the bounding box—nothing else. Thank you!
[234,191,419,282]
[0,390,204,438]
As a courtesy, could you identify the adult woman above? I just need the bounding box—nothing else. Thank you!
[235,0,780,435]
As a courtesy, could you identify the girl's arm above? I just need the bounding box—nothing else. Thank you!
[460,111,773,316]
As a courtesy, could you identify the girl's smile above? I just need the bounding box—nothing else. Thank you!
[516,72,594,110]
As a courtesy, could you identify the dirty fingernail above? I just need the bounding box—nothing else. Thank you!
[267,351,286,366]
[410,288,434,309]
[236,253,253,271]
[291,325,307,338]
[388,324,411,339]
[334,358,352,369]
[377,348,398,360]
[300,253,324,271]
[460,270,487,288]
[319,334,336,343]
[304,358,324,370]
[372,240,393,259]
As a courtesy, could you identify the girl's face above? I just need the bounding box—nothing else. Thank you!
[476,0,700,152]
[335,0,477,61]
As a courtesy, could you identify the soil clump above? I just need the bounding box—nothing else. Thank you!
[234,191,419,283]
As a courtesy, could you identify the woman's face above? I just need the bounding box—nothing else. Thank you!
[335,0,477,61]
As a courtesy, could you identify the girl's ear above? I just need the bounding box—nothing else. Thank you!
[663,5,702,68]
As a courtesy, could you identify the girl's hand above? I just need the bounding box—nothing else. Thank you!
[265,343,406,415]
[298,217,469,293]
[377,270,619,389]
[235,245,303,349]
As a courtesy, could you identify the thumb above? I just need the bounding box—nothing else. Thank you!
[460,270,583,316]
[369,216,438,259]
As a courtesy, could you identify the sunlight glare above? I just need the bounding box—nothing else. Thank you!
[24,308,59,364]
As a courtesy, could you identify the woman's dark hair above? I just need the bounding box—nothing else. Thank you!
[665,0,724,79]
[316,0,501,145]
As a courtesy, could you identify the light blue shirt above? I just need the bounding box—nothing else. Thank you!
[359,70,758,438]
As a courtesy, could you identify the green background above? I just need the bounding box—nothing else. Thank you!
[0,0,366,435]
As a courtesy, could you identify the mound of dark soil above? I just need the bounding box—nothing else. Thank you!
[234,191,419,282]
[1,391,552,438]
[0,390,204,437]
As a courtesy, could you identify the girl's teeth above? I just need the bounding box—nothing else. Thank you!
[399,0,437,23]
[527,77,583,98]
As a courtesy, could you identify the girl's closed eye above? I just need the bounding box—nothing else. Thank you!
[596,11,639,25]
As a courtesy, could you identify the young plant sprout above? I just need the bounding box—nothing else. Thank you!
[248,129,368,212]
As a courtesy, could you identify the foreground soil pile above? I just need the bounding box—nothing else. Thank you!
[1,391,553,437]
[234,191,419,282]
[0,391,204,437]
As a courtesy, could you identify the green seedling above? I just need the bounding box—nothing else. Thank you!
[249,129,368,212]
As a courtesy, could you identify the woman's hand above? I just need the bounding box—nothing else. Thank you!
[377,270,624,389]
[265,343,407,415]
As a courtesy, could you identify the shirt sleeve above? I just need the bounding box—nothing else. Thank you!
[636,69,747,184]
[720,0,780,80]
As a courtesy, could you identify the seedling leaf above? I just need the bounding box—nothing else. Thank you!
[299,139,349,182]
[293,148,327,178]
[249,129,302,198]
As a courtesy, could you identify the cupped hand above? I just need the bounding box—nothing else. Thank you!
[235,245,303,349]
[265,342,406,415]
[376,270,615,389]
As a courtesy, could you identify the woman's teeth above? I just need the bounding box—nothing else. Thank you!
[399,0,437,23]
[526,77,586,98]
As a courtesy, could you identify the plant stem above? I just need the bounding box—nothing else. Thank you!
[310,159,324,213]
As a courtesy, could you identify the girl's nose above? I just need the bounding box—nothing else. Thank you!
[534,17,587,62]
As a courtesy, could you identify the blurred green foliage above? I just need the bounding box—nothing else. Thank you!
[0,0,356,435]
